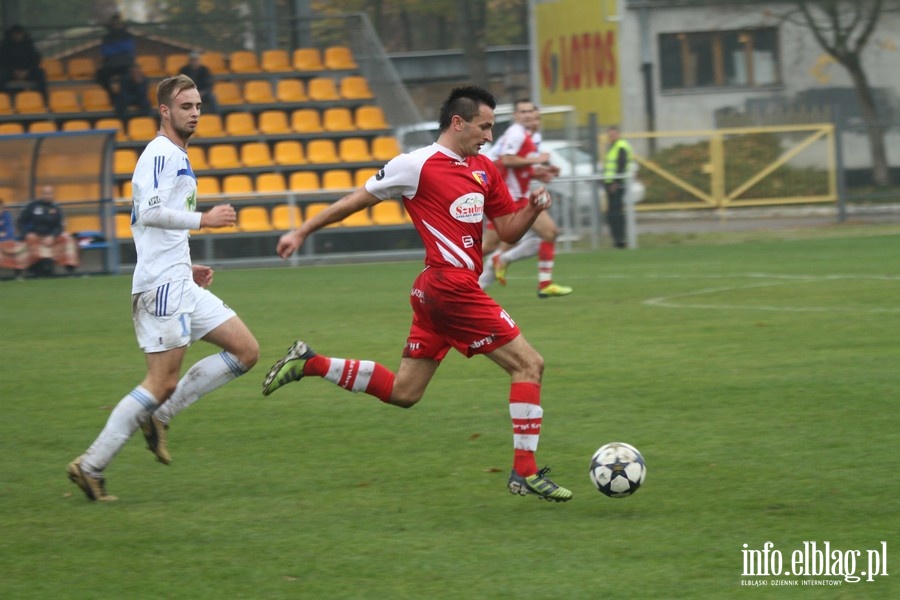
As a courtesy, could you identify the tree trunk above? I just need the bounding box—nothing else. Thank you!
[458,0,489,87]
[842,55,890,186]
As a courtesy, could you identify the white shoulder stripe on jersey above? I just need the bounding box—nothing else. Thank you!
[422,219,475,271]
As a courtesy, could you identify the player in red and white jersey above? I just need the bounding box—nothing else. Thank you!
[263,85,572,502]
[480,100,572,298]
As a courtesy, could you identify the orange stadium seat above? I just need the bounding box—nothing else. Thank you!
[49,89,80,113]
[28,120,57,133]
[271,204,302,230]
[0,121,24,134]
[115,213,133,238]
[66,57,95,80]
[187,146,209,170]
[196,113,226,137]
[119,180,132,200]
[276,79,307,103]
[258,110,292,135]
[306,139,339,164]
[222,174,254,195]
[136,55,165,77]
[165,53,190,75]
[322,169,353,190]
[307,77,340,101]
[0,93,12,115]
[41,58,65,81]
[207,144,242,169]
[94,117,126,141]
[200,52,227,72]
[14,91,46,114]
[62,119,91,131]
[196,176,221,195]
[273,140,306,165]
[229,50,260,73]
[66,214,103,235]
[304,202,340,227]
[355,105,390,130]
[238,206,271,231]
[339,76,373,100]
[256,172,286,193]
[322,107,355,132]
[224,112,257,137]
[127,116,158,141]
[292,48,324,71]
[114,149,137,175]
[371,135,401,161]
[240,142,273,168]
[324,46,357,70]
[291,108,322,133]
[338,137,372,163]
[212,81,243,106]
[354,168,379,188]
[243,79,276,104]
[288,171,320,191]
[261,49,292,73]
[341,207,373,227]
[370,200,408,225]
[81,86,113,112]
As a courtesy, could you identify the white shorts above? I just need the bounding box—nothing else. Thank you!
[132,279,236,353]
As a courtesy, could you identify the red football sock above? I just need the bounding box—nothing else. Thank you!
[537,241,555,289]
[304,354,395,403]
[509,381,542,476]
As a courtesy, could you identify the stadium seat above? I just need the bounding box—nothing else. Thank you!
[355,105,390,130]
[229,50,260,73]
[127,116,158,141]
[81,86,113,112]
[28,120,57,133]
[324,46,358,70]
[370,200,408,225]
[0,121,24,134]
[0,93,12,115]
[258,110,292,135]
[115,213,133,238]
[341,207,372,227]
[307,77,340,101]
[66,214,103,235]
[338,137,372,163]
[306,139,340,164]
[288,171,320,191]
[208,222,240,234]
[212,81,243,106]
[256,172,286,193]
[14,91,46,114]
[196,113,226,137]
[238,206,272,231]
[94,117,126,141]
[41,58,65,81]
[114,148,137,175]
[354,168,379,187]
[273,140,306,165]
[224,112,258,137]
[196,176,221,195]
[222,174,254,195]
[136,55,165,77]
[165,53,190,75]
[292,48,325,71]
[322,169,354,190]
[62,119,91,131]
[49,89,81,113]
[339,76,373,100]
[240,142,273,168]
[323,107,355,132]
[276,79,307,103]
[261,49,292,73]
[66,57,95,80]
[304,202,340,227]
[187,146,209,170]
[207,144,242,169]
[371,135,401,161]
[119,180,132,200]
[54,183,98,203]
[291,108,323,133]
[243,79,276,104]
[271,204,302,229]
[200,52,227,72]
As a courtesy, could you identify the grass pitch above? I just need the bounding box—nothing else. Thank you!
[1,228,897,599]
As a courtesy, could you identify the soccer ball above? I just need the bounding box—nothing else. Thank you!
[589,442,646,498]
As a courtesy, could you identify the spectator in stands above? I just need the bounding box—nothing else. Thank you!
[179,51,217,113]
[16,184,78,277]
[0,24,48,103]
[96,13,136,96]
[112,63,152,122]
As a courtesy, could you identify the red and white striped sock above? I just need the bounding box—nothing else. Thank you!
[537,241,555,289]
[304,354,395,403]
[509,381,542,476]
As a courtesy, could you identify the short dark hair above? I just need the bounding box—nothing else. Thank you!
[438,85,496,131]
[157,74,197,107]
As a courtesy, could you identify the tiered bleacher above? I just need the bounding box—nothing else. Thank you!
[0,44,418,272]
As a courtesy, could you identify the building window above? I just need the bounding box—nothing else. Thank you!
[659,28,780,91]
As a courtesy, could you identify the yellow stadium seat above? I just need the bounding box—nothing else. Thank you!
[81,86,113,112]
[371,200,408,225]
[196,113,226,137]
[371,135,401,161]
[338,137,372,163]
[307,77,340,101]
[292,48,325,71]
[276,79,307,103]
[136,55,165,77]
[49,89,81,113]
[304,202,339,227]
[66,57,95,80]
[187,146,209,170]
[261,49,292,73]
[339,76,373,100]
[0,93,12,115]
[114,148,137,175]
[165,53,190,75]
[341,207,372,227]
[0,122,24,135]
[222,174,254,195]
[66,214,103,235]
[212,81,243,106]
[238,206,272,231]
[28,120,57,133]
[306,139,339,164]
[354,168,379,188]
[288,171,320,191]
[322,169,354,190]
[207,144,242,169]
[355,105,390,130]
[208,223,240,234]
[119,180,132,200]
[94,117,126,141]
[196,176,221,195]
[62,119,91,131]
[291,108,322,133]
[54,183,98,203]
[271,204,302,230]
[323,107,355,132]
[258,110,292,135]
[224,112,257,137]
[41,58,65,81]
[324,46,358,70]
[127,116,158,141]
[273,140,306,165]
[229,50,259,73]
[256,172,286,193]
[240,142,273,168]
[115,213,133,238]
[200,52,227,72]
[243,79,276,104]
[14,91,46,114]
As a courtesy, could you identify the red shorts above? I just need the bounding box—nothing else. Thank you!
[404,267,521,360]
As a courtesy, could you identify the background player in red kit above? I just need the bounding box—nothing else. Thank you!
[263,85,572,502]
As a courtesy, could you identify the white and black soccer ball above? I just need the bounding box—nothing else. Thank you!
[589,442,646,498]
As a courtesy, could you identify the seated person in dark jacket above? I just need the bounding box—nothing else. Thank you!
[112,63,152,122]
[17,185,79,277]
[179,51,218,113]
[96,13,136,95]
[0,24,47,102]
